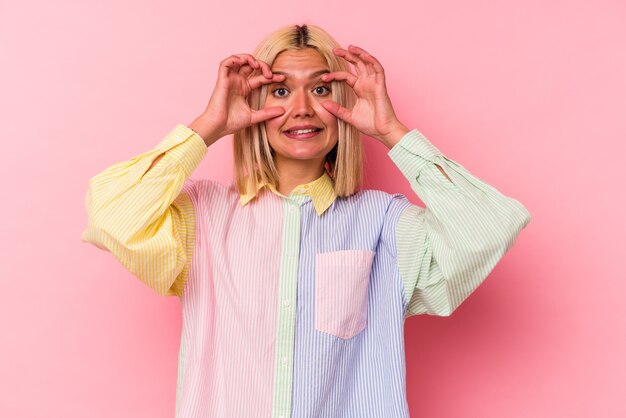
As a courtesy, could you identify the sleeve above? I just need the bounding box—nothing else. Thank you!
[80,124,208,297]
[387,129,532,318]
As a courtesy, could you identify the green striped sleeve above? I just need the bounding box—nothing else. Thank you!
[388,129,531,317]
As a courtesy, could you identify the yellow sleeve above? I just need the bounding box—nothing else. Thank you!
[81,124,208,297]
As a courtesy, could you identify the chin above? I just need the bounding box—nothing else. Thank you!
[276,145,327,159]
[284,153,326,162]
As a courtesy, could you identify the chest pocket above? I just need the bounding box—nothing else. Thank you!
[314,250,375,339]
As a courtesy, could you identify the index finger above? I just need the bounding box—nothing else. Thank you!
[232,53,260,70]
[321,71,357,88]
[248,73,286,90]
[347,45,385,74]
[332,47,367,75]
[256,59,273,78]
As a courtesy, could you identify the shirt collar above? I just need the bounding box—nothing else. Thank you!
[239,171,336,216]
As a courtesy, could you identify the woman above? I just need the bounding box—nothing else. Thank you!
[82,23,531,418]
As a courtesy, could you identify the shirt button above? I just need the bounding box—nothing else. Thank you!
[282,356,288,364]
[283,299,290,307]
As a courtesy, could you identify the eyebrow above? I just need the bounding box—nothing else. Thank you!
[272,69,330,78]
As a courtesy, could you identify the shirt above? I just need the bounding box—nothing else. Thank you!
[81,123,531,418]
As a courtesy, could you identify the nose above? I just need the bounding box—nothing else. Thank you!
[292,90,314,118]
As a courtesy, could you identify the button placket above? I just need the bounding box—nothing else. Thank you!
[271,198,302,418]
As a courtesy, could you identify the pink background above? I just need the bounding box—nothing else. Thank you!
[1,0,624,417]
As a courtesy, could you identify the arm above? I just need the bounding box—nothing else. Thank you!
[81,124,207,296]
[322,45,530,316]
[388,129,531,317]
[82,53,288,296]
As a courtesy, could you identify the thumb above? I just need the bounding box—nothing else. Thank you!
[250,106,285,124]
[322,100,352,123]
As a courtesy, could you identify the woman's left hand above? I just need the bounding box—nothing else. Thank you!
[321,45,410,149]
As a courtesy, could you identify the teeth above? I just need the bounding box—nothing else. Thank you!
[287,128,318,134]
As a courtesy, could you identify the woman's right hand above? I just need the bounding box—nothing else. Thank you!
[189,54,286,146]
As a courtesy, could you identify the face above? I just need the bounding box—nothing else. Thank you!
[263,48,338,173]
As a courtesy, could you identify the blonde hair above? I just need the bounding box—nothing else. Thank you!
[233,24,363,197]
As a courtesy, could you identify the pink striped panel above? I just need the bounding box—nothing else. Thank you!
[314,250,376,340]
[176,184,285,417]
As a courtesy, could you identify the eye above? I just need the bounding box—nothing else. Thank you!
[271,87,289,98]
[313,85,331,96]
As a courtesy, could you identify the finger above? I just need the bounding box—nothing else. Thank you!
[223,55,245,66]
[347,45,385,74]
[251,106,285,124]
[321,71,357,88]
[248,73,285,90]
[334,48,365,75]
[334,47,369,76]
[233,58,258,78]
[256,60,273,78]
[239,65,255,78]
[219,55,246,78]
[336,45,373,74]
[321,100,353,123]
[231,53,260,71]
[222,54,259,77]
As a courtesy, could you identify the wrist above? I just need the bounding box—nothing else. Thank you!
[188,116,222,147]
[378,121,410,149]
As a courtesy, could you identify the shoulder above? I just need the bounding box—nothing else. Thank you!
[335,187,413,217]
[344,186,410,205]
[179,177,239,207]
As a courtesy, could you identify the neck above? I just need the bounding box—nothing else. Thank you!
[275,157,325,196]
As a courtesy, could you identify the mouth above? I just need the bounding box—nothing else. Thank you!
[283,127,323,140]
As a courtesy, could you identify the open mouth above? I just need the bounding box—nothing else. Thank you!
[285,128,322,135]
[283,128,323,139]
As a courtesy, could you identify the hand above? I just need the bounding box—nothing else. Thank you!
[190,54,286,145]
[320,45,409,148]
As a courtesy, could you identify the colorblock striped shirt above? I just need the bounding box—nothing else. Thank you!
[81,124,531,417]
